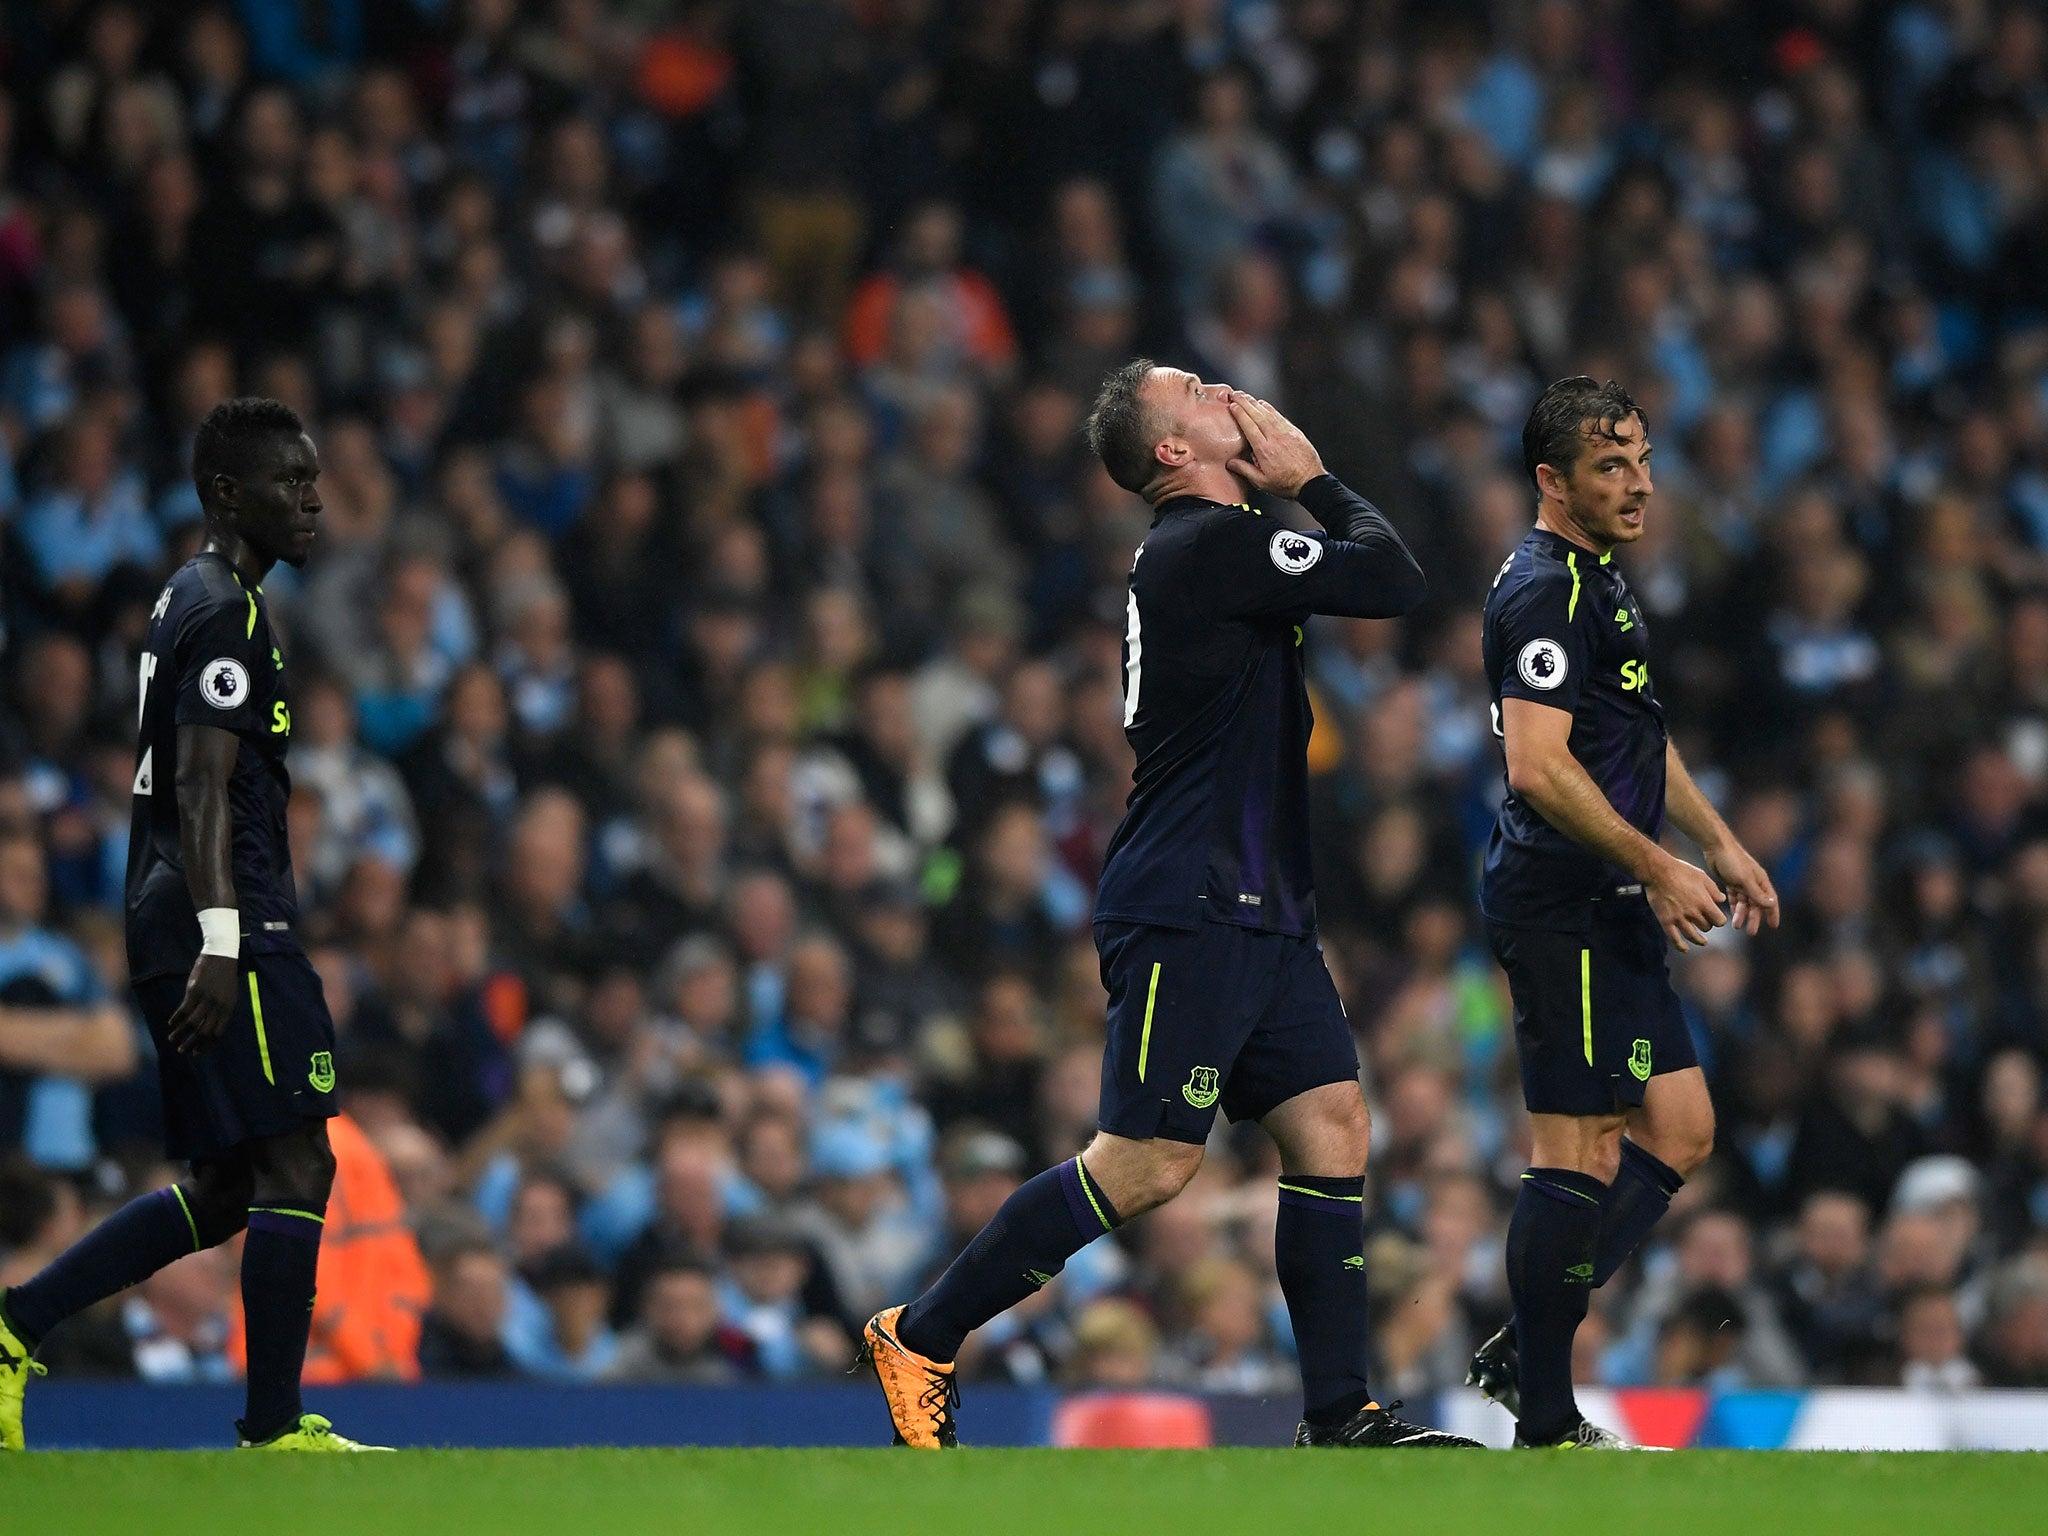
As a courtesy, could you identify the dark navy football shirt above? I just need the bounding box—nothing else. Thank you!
[1480,526,1668,932]
[126,552,301,981]
[1094,474,1426,937]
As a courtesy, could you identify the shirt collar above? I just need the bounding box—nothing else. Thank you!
[1152,494,1256,524]
[1527,525,1614,565]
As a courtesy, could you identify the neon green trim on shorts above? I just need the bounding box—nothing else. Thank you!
[1138,961,1161,1084]
[247,1207,325,1225]
[248,971,273,1085]
[1581,947,1592,1065]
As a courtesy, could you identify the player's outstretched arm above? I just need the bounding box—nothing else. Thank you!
[1664,741,1779,935]
[1501,698,1727,950]
[167,722,243,1055]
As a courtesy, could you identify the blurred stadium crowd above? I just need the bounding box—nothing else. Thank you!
[3,0,2048,1402]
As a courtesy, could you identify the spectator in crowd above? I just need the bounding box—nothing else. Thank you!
[1895,1284,1983,1392]
[418,1237,518,1380]
[506,1242,617,1381]
[0,830,135,1170]
[608,1136,725,1331]
[17,405,159,616]
[1768,1189,1887,1383]
[717,1214,847,1381]
[1158,1255,1294,1396]
[792,1119,923,1323]
[606,1250,748,1384]
[1608,1210,1805,1387]
[1064,1297,1159,1390]
[124,1245,238,1385]
[1979,1257,2048,1388]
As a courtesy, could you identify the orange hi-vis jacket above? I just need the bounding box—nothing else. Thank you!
[228,1113,431,1381]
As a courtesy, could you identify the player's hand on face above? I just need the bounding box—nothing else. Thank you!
[167,953,239,1055]
[1644,854,1728,951]
[1707,841,1780,936]
[1226,396,1325,500]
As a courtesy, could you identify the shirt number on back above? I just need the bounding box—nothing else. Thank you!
[1122,547,1144,728]
[133,653,158,795]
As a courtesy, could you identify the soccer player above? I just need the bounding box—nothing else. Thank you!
[1470,378,1779,1448]
[0,399,386,1452]
[861,359,1479,1450]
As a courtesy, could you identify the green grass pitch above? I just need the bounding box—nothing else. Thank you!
[11,1448,2046,1536]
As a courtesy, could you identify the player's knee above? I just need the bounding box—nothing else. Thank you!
[1679,1136,1713,1177]
[1637,1080,1717,1176]
[1136,1144,1205,1210]
[183,1161,253,1247]
[1660,1114,1715,1177]
[251,1122,336,1206]
[1332,1092,1371,1171]
[1109,1140,1204,1215]
[1529,1112,1624,1180]
[292,1132,338,1203]
[1290,1092,1370,1176]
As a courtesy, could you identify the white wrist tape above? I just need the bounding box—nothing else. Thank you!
[197,908,241,960]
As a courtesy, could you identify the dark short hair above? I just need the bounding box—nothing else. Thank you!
[435,1235,505,1271]
[191,396,305,508]
[529,1242,606,1291]
[1085,357,1163,495]
[647,1240,716,1284]
[1521,376,1647,488]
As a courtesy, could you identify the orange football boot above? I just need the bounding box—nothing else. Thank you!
[860,1305,958,1448]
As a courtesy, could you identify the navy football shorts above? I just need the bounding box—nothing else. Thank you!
[1486,894,1698,1118]
[135,948,339,1163]
[1094,919,1362,1145]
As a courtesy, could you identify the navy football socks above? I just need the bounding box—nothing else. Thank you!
[1275,1174,1375,1427]
[1593,1139,1685,1286]
[1506,1167,1606,1443]
[239,1203,326,1442]
[2,1186,209,1346]
[897,1157,1122,1362]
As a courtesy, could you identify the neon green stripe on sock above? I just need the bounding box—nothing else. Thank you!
[247,1207,324,1225]
[1520,1171,1600,1205]
[1277,1181,1364,1202]
[1073,1158,1114,1232]
[170,1185,201,1251]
